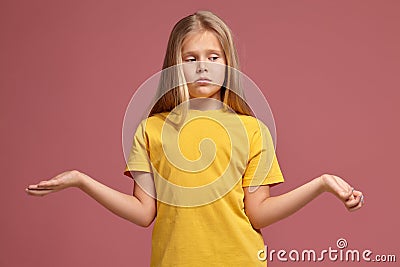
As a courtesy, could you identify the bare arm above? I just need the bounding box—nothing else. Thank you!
[244,174,364,229]
[26,170,156,227]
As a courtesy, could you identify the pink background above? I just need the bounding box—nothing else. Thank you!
[1,0,399,266]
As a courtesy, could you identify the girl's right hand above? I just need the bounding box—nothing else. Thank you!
[320,174,364,212]
[26,170,83,197]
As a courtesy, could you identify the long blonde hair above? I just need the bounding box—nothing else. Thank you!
[149,10,253,117]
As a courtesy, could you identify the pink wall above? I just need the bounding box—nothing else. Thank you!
[1,0,399,266]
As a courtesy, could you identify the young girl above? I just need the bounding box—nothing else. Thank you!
[27,10,364,267]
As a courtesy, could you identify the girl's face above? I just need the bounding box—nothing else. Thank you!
[181,30,226,100]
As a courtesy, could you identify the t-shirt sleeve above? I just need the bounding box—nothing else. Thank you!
[242,120,284,187]
[124,120,152,178]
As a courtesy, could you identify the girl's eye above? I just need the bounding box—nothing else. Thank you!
[209,56,219,61]
[184,57,196,62]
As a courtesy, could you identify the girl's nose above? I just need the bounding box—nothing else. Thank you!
[196,61,208,73]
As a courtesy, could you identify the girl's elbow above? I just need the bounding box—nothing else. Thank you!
[132,214,155,227]
[141,213,156,228]
[130,205,156,227]
[246,210,271,229]
[249,217,264,230]
[245,211,263,230]
[252,218,274,229]
[139,207,157,227]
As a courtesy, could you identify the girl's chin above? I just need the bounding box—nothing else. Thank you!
[188,86,221,99]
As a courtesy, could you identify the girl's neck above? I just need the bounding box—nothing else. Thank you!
[188,98,223,111]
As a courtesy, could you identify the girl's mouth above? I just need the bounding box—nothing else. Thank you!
[195,78,212,84]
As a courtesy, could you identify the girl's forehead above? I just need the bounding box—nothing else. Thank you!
[181,30,223,53]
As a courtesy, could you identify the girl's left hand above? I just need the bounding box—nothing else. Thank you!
[25,170,83,197]
[320,174,364,212]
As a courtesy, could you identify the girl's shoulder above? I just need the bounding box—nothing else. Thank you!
[137,112,168,130]
[235,114,274,140]
[138,111,182,134]
[237,114,266,128]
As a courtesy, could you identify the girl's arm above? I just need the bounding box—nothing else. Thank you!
[243,174,364,229]
[26,170,156,227]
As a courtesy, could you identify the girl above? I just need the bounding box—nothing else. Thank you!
[27,10,364,267]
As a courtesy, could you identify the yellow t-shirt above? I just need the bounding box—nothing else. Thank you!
[124,108,284,267]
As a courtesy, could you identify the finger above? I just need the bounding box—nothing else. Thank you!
[349,198,363,212]
[351,190,363,203]
[353,191,365,205]
[343,187,355,201]
[352,190,362,198]
[27,184,39,190]
[27,186,50,191]
[37,180,52,186]
[25,187,54,197]
[37,180,60,189]
[347,188,355,201]
[345,193,362,209]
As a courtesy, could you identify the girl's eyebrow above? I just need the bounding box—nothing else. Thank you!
[182,49,223,56]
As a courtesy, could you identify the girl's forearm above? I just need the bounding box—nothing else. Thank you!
[78,172,154,227]
[254,177,325,229]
